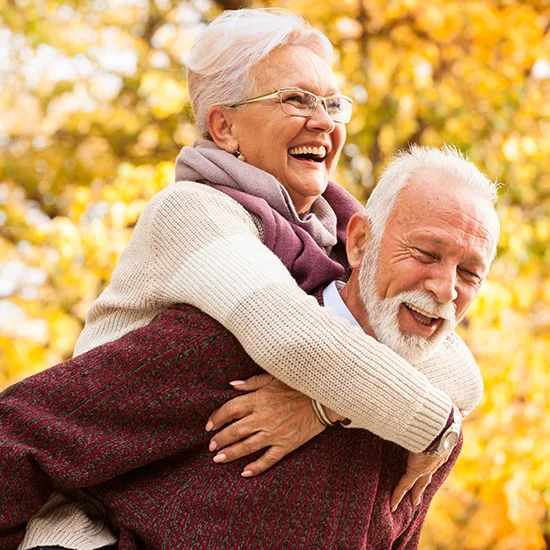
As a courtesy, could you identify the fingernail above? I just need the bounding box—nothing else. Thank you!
[205,421,213,432]
[414,497,421,507]
[391,504,397,513]
[229,380,245,386]
[213,453,226,463]
[241,470,253,477]
[209,440,217,452]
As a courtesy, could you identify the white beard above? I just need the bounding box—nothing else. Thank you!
[358,241,457,364]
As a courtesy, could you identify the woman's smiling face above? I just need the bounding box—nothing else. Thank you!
[228,45,347,214]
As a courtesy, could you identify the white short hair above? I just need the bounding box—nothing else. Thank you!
[186,8,334,137]
[365,145,500,243]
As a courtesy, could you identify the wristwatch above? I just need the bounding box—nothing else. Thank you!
[422,408,462,457]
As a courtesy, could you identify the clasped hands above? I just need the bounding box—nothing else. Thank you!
[205,373,453,511]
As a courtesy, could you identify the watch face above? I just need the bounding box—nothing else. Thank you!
[442,431,459,452]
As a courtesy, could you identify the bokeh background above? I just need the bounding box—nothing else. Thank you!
[1,0,549,547]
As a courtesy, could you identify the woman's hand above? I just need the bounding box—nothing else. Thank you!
[205,374,325,477]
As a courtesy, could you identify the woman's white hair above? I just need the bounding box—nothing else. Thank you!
[365,145,500,243]
[186,8,334,137]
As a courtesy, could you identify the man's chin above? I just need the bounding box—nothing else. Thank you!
[380,339,429,364]
[376,329,448,364]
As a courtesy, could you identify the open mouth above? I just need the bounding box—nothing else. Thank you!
[404,303,442,328]
[288,145,327,163]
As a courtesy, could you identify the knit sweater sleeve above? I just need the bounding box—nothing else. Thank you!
[415,332,483,415]
[77,181,462,453]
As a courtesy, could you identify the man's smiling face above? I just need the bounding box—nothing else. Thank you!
[358,169,499,363]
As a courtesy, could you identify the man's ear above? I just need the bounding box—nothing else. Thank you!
[346,212,372,269]
[207,105,239,152]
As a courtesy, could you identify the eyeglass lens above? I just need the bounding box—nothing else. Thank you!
[279,90,351,123]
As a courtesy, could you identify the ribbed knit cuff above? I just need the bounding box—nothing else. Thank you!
[424,409,455,452]
[17,492,118,550]
[400,384,453,452]
[342,384,452,453]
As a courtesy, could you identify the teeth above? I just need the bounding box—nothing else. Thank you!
[405,303,438,319]
[289,145,327,158]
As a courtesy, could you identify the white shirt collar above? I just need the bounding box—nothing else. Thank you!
[322,281,361,329]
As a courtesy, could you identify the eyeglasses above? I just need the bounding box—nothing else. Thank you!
[230,87,353,124]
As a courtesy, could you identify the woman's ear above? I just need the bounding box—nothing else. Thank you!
[207,105,238,152]
[346,213,372,269]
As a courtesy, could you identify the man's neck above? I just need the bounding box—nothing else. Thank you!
[338,271,375,338]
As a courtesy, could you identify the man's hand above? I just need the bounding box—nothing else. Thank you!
[391,407,465,512]
[390,450,452,512]
[205,374,325,477]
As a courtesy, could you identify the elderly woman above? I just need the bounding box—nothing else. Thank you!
[12,8,481,550]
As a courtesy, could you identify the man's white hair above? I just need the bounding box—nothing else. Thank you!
[365,145,500,243]
[186,8,334,137]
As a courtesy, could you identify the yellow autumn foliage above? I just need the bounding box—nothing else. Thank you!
[0,0,549,548]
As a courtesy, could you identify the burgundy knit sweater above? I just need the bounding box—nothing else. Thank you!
[0,295,459,550]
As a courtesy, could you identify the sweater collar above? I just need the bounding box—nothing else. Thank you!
[322,281,360,329]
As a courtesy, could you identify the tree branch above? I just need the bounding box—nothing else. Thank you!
[214,0,253,10]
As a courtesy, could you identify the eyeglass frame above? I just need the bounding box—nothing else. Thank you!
[228,87,353,124]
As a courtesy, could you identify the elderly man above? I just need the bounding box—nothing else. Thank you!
[205,143,499,490]
[0,146,499,550]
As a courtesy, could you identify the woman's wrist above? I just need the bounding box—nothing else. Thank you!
[312,399,346,426]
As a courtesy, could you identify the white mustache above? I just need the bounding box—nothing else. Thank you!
[397,289,456,322]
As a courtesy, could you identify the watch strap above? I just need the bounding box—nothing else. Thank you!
[422,405,461,456]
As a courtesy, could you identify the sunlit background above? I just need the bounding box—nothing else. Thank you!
[1,0,549,548]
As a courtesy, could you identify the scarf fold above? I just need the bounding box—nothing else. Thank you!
[175,140,364,292]
[177,140,346,250]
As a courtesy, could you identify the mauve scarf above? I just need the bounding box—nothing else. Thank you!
[176,139,341,248]
[175,140,363,291]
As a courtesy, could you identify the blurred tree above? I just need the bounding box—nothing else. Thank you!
[0,0,549,548]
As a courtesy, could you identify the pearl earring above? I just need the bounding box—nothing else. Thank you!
[234,150,246,162]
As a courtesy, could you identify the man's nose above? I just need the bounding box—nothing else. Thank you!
[423,265,458,304]
[305,101,336,133]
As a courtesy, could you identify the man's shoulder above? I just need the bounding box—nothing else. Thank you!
[151,303,234,339]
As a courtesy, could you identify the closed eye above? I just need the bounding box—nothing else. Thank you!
[285,94,307,104]
[459,268,481,283]
[414,248,437,262]
[282,91,313,107]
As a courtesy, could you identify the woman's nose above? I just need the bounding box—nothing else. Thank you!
[305,101,336,133]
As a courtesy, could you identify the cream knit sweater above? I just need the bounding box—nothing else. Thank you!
[75,181,482,439]
[20,180,482,550]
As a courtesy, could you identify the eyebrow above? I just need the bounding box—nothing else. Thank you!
[291,83,342,96]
